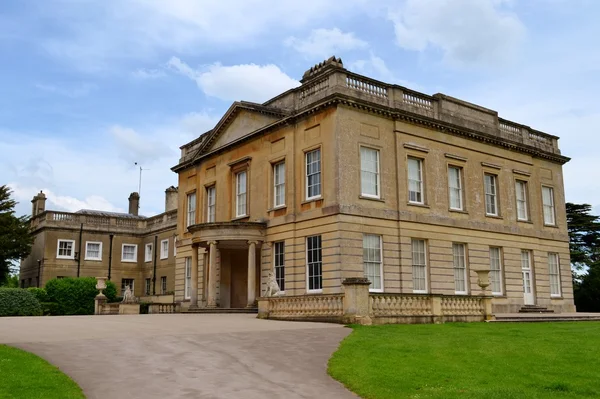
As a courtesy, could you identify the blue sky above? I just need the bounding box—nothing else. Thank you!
[1,0,599,217]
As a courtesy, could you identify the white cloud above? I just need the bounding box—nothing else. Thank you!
[110,125,175,164]
[132,68,166,79]
[388,0,525,66]
[285,28,367,59]
[349,53,418,88]
[167,57,300,102]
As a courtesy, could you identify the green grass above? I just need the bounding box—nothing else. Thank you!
[328,322,600,399]
[0,345,84,399]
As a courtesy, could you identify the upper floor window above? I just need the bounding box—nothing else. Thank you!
[122,244,137,262]
[57,239,75,259]
[515,180,529,221]
[489,247,503,295]
[186,192,196,227]
[306,149,321,200]
[484,174,498,216]
[206,186,216,223]
[160,239,169,260]
[360,147,380,198]
[236,171,247,217]
[274,162,286,207]
[145,243,153,263]
[448,166,463,210]
[363,234,383,292]
[85,241,102,261]
[548,253,561,296]
[408,157,424,204]
[542,186,556,225]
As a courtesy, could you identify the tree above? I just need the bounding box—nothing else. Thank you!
[0,185,34,285]
[566,203,600,312]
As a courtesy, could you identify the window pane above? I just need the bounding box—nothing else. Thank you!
[548,253,561,296]
[307,235,322,290]
[489,247,502,295]
[484,174,497,215]
[542,187,555,225]
[363,235,382,290]
[408,158,423,203]
[448,167,462,210]
[207,186,216,222]
[274,163,286,207]
[412,239,427,292]
[236,171,247,217]
[453,244,467,293]
[306,149,321,199]
[360,148,379,197]
[187,193,196,227]
[274,241,285,291]
[516,181,528,220]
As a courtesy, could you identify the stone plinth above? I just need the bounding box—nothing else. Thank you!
[342,277,372,325]
[119,303,141,315]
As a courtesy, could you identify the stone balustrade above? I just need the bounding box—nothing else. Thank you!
[263,294,344,321]
[370,294,433,317]
[148,303,179,314]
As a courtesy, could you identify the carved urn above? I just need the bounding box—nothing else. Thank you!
[95,277,107,298]
[474,269,491,296]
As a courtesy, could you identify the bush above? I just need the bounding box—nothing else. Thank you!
[44,277,118,316]
[110,296,123,304]
[0,288,42,316]
[40,302,59,316]
[140,302,151,314]
[27,287,49,303]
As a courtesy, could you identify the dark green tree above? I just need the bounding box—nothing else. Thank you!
[566,203,600,311]
[0,185,34,285]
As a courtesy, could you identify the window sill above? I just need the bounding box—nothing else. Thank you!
[160,257,168,260]
[454,291,468,295]
[517,219,533,224]
[544,224,559,229]
[56,256,75,260]
[307,289,323,294]
[268,205,287,212]
[407,202,429,208]
[413,290,428,294]
[231,215,250,222]
[301,197,322,205]
[84,258,102,262]
[449,208,468,214]
[359,195,385,203]
[485,214,503,220]
[550,295,563,299]
[121,259,137,263]
[369,289,384,293]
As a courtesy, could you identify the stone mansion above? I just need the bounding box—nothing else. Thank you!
[21,57,574,315]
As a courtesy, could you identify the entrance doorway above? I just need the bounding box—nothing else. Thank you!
[218,247,260,308]
[521,250,535,305]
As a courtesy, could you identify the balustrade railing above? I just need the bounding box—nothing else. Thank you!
[370,294,432,316]
[299,77,329,101]
[268,294,344,317]
[441,296,484,315]
[403,92,433,110]
[346,76,388,98]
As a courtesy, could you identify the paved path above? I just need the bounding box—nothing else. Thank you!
[0,314,356,399]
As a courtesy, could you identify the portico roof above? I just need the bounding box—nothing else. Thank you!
[188,221,267,246]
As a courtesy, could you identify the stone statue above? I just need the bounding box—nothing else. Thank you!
[263,270,281,297]
[122,285,137,304]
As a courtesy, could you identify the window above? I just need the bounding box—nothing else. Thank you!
[57,239,75,259]
[363,235,383,291]
[145,243,153,263]
[274,241,285,292]
[186,192,196,227]
[306,235,322,292]
[145,278,151,296]
[542,186,556,225]
[236,171,247,217]
[85,241,102,261]
[121,244,137,262]
[184,257,192,299]
[412,239,427,293]
[448,166,463,210]
[521,250,532,269]
[306,149,322,200]
[161,276,167,295]
[360,147,380,198]
[206,186,216,222]
[121,279,134,296]
[408,157,424,204]
[484,174,498,216]
[160,239,169,259]
[453,243,468,294]
[273,162,286,207]
[515,180,529,221]
[489,247,503,295]
[548,253,561,296]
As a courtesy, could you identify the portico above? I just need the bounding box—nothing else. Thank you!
[187,222,266,309]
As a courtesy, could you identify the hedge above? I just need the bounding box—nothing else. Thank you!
[27,287,49,303]
[0,288,42,316]
[44,277,118,316]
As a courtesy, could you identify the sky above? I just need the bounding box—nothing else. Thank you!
[1,0,599,217]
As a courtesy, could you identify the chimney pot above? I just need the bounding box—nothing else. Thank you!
[128,192,140,216]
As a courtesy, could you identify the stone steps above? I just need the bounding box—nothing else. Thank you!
[518,305,554,313]
[491,315,600,323]
[182,307,258,314]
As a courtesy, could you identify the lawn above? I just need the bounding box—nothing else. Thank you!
[0,345,84,399]
[328,322,600,399]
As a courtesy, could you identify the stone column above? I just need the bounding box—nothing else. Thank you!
[247,241,258,308]
[190,243,199,308]
[207,241,218,308]
[342,277,372,325]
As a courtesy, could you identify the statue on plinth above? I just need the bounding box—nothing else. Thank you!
[122,285,138,304]
[263,270,281,297]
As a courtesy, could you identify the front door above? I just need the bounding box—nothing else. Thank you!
[521,250,535,305]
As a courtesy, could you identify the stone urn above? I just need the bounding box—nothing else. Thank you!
[95,277,107,298]
[474,269,491,296]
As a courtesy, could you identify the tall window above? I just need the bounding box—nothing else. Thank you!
[306,149,321,200]
[448,166,463,210]
[274,241,285,292]
[408,157,424,204]
[184,257,192,299]
[484,174,498,216]
[548,253,561,296]
[145,243,153,262]
[360,147,380,198]
[85,241,102,261]
[206,186,216,222]
[161,276,167,294]
[121,244,137,262]
[236,171,247,217]
[542,186,556,225]
[489,247,503,295]
[515,180,529,221]
[521,250,532,269]
[453,243,467,294]
[160,239,169,259]
[363,234,383,291]
[306,235,322,292]
[411,239,427,293]
[186,192,196,227]
[145,278,151,295]
[273,162,286,207]
[57,239,75,259]
[121,279,134,296]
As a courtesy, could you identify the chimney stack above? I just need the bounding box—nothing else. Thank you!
[31,191,47,216]
[128,192,140,216]
[165,186,178,212]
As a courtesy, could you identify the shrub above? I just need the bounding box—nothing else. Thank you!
[27,287,49,303]
[140,302,151,314]
[44,277,118,316]
[0,288,42,316]
[40,302,59,316]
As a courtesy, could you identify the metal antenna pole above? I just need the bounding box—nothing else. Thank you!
[134,162,149,213]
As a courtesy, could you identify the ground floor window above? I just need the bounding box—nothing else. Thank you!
[274,241,285,292]
[548,253,561,297]
[185,257,192,299]
[307,235,322,292]
[411,239,427,293]
[161,276,167,294]
[145,278,151,295]
[489,247,503,295]
[121,279,134,296]
[363,234,383,291]
[452,243,467,294]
